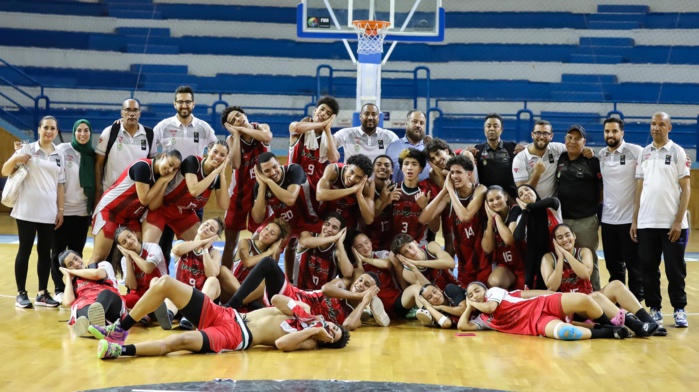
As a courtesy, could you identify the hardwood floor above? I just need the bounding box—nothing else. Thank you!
[0,213,696,392]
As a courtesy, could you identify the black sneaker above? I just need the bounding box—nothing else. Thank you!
[653,326,668,337]
[16,291,32,309]
[604,325,630,339]
[179,317,195,330]
[35,292,60,307]
[154,302,172,330]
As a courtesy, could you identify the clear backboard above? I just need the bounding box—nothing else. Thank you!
[297,0,444,42]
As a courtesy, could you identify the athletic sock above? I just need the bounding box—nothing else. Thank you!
[590,328,615,339]
[121,314,137,331]
[122,344,136,356]
[635,308,654,324]
[594,314,613,326]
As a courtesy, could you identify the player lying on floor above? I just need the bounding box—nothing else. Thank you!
[89,275,349,359]
[457,281,656,340]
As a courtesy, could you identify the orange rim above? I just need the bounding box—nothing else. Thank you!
[352,20,391,36]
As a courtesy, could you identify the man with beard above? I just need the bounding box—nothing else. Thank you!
[334,103,399,163]
[512,120,594,199]
[597,118,644,302]
[386,110,430,183]
[153,86,217,161]
[152,86,219,264]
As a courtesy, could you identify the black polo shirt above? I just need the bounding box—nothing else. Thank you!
[556,153,602,219]
[474,140,517,198]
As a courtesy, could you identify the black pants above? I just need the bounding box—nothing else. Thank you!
[15,219,54,293]
[601,222,643,300]
[638,228,688,310]
[226,257,285,309]
[158,225,175,274]
[76,290,123,324]
[50,215,91,293]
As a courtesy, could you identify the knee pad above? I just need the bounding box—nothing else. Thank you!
[555,324,583,341]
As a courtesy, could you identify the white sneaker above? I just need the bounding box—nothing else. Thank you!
[415,308,433,326]
[54,292,63,304]
[369,297,390,327]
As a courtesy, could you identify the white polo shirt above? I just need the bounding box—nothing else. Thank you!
[10,142,65,224]
[96,124,156,190]
[636,140,690,229]
[598,141,643,225]
[153,115,217,160]
[57,143,89,217]
[511,142,566,199]
[334,126,399,163]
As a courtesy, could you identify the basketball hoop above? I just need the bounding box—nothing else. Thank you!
[352,20,391,55]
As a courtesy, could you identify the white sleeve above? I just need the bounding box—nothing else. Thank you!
[486,287,507,304]
[635,147,647,179]
[97,261,118,283]
[512,153,529,183]
[95,126,112,156]
[152,121,164,151]
[676,147,690,179]
[57,154,66,184]
[334,128,349,149]
[144,243,167,275]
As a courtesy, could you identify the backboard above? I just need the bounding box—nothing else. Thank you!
[297,0,444,42]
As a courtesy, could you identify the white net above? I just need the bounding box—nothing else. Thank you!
[352,20,391,55]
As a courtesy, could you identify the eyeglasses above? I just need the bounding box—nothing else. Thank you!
[122,108,140,114]
[175,100,193,106]
[532,131,552,137]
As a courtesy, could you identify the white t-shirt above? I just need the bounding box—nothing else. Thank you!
[153,115,217,160]
[95,124,156,190]
[598,141,643,224]
[57,143,89,217]
[334,126,399,163]
[10,142,65,224]
[512,142,566,199]
[636,140,690,229]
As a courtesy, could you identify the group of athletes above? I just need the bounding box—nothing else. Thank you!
[30,87,685,362]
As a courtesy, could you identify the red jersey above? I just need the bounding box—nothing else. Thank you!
[365,186,392,251]
[445,188,488,286]
[552,248,593,295]
[474,288,564,336]
[95,159,154,223]
[233,238,263,283]
[255,164,319,229]
[319,163,360,230]
[175,246,215,290]
[69,262,122,323]
[162,155,219,212]
[391,180,437,244]
[288,128,328,190]
[363,250,401,309]
[229,126,269,213]
[418,245,461,290]
[295,235,338,291]
[294,289,353,325]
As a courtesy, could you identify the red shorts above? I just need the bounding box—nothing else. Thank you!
[92,211,141,238]
[198,296,252,353]
[145,205,199,237]
[224,195,260,232]
[535,293,565,336]
[121,291,146,309]
[496,263,525,291]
